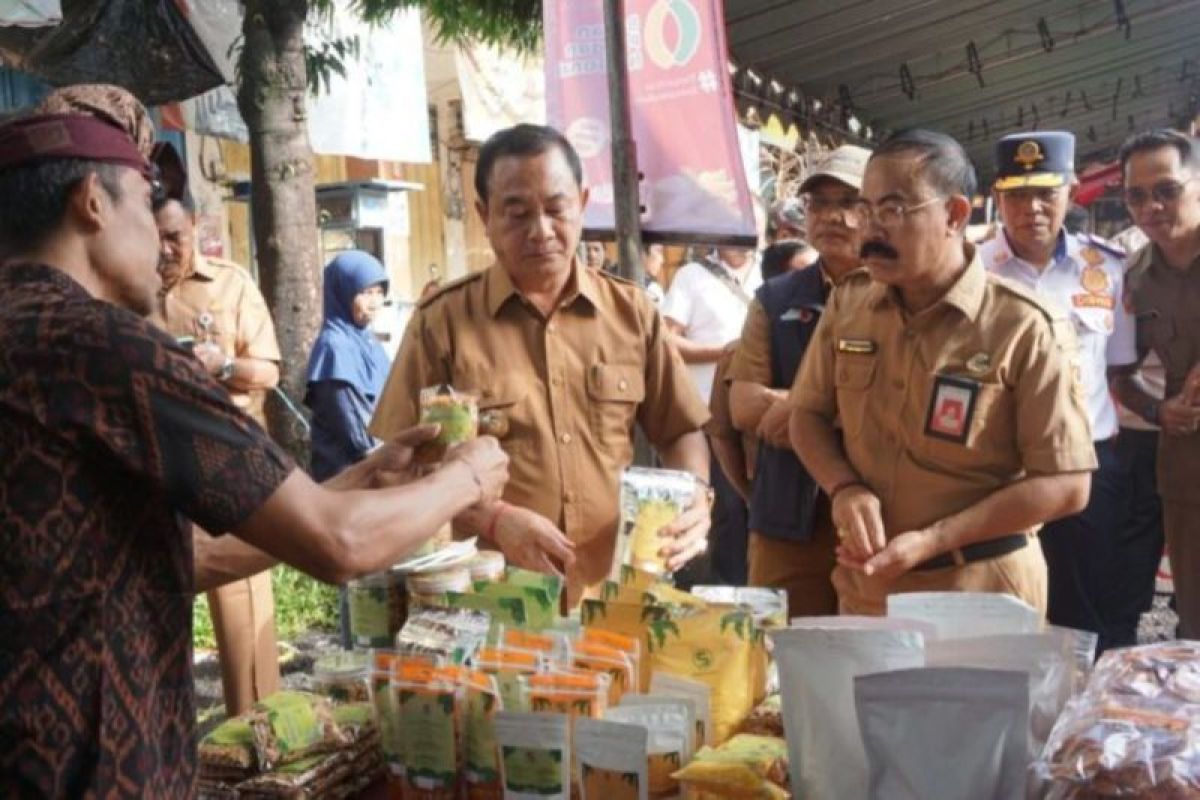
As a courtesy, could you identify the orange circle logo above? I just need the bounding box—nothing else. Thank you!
[1081,265,1109,295]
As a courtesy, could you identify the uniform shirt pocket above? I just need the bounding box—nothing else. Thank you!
[833,354,877,439]
[463,371,530,455]
[586,363,645,445]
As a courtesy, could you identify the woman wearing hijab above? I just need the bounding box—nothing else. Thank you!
[305,251,391,481]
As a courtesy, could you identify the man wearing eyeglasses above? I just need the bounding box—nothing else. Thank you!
[1108,129,1200,638]
[978,131,1136,652]
[788,129,1096,616]
[727,144,870,616]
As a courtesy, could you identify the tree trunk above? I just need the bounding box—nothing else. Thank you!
[236,0,320,464]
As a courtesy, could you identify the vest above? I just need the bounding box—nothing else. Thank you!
[748,263,826,541]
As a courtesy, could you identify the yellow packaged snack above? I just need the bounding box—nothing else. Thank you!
[522,672,610,721]
[577,719,650,800]
[582,629,644,694]
[606,702,691,800]
[644,607,766,744]
[671,735,789,800]
[582,599,673,692]
[614,467,697,578]
[573,640,635,707]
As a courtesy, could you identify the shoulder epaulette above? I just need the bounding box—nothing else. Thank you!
[990,273,1065,323]
[418,271,484,309]
[1078,233,1126,260]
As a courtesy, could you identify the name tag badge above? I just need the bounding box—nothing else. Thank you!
[924,375,980,444]
[837,338,876,355]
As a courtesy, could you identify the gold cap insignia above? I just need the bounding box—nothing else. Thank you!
[1015,140,1044,171]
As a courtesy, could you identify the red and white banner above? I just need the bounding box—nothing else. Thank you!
[544,0,756,245]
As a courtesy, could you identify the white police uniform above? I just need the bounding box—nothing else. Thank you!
[980,231,1136,441]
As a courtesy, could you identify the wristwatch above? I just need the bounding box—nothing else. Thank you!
[217,355,235,382]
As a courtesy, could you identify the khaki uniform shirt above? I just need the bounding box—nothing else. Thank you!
[1125,244,1200,502]
[369,262,710,602]
[154,254,282,428]
[790,245,1097,605]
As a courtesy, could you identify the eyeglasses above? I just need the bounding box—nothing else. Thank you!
[799,193,860,215]
[851,196,943,228]
[1123,178,1196,208]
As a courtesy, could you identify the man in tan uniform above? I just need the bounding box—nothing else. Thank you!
[370,124,712,606]
[789,129,1097,615]
[1108,129,1200,638]
[729,145,869,617]
[153,192,284,714]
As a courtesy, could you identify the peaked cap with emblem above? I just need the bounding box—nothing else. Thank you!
[994,130,1075,191]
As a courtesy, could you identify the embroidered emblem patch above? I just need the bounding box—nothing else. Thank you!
[966,352,991,374]
[1081,264,1109,294]
[924,375,980,443]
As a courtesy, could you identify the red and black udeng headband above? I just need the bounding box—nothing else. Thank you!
[0,113,154,181]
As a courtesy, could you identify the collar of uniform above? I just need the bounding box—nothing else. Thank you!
[189,251,219,282]
[867,243,986,321]
[484,258,598,317]
[999,228,1071,271]
[1147,242,1200,276]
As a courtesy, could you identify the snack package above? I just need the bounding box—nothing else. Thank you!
[607,703,692,799]
[614,467,697,579]
[771,619,927,800]
[447,590,530,631]
[577,719,651,800]
[471,581,558,631]
[246,691,349,772]
[311,650,371,703]
[1035,641,1200,798]
[886,591,1040,640]
[1047,624,1099,695]
[619,696,697,760]
[504,567,565,611]
[234,750,352,798]
[392,661,462,800]
[370,650,404,784]
[582,599,667,692]
[574,639,636,706]
[926,630,1074,756]
[475,645,543,712]
[464,670,505,800]
[617,564,665,592]
[417,384,479,464]
[199,715,257,794]
[467,550,508,583]
[670,734,789,800]
[690,587,788,630]
[584,629,643,694]
[348,569,408,648]
[495,711,572,800]
[522,672,610,721]
[643,606,767,744]
[396,606,491,665]
[854,667,1030,800]
[736,694,783,739]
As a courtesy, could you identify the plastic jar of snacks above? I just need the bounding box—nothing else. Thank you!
[312,651,371,703]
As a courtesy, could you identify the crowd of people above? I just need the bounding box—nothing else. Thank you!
[0,79,1198,797]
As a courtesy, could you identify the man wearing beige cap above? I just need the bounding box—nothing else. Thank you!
[727,144,870,614]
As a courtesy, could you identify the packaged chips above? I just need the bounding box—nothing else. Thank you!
[615,468,697,578]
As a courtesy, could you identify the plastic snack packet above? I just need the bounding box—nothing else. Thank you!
[615,467,697,578]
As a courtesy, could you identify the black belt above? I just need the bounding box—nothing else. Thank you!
[913,533,1028,572]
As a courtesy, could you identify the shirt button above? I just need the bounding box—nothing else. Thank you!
[618,379,628,391]
[560,432,572,445]
[547,322,557,333]
[565,490,576,503]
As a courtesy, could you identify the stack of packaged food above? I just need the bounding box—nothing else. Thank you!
[197,692,383,799]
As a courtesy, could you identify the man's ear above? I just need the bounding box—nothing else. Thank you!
[946,193,973,234]
[1067,180,1081,204]
[67,171,109,233]
[474,197,488,226]
[578,185,590,213]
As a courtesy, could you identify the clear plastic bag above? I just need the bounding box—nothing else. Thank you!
[614,467,697,578]
[1034,641,1200,798]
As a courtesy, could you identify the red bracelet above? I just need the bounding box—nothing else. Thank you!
[827,479,864,501]
[485,502,509,542]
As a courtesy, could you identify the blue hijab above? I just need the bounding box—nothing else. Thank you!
[305,250,391,399]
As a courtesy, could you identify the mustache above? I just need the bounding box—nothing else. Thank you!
[860,240,899,260]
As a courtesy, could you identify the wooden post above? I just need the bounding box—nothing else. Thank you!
[603,0,645,284]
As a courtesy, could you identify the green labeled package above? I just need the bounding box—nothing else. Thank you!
[495,711,570,800]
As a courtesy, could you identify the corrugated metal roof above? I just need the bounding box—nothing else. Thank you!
[727,0,1200,180]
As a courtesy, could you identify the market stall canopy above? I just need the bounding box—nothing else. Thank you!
[726,0,1200,184]
[0,0,225,104]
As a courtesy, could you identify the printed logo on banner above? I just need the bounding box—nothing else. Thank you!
[644,0,702,69]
